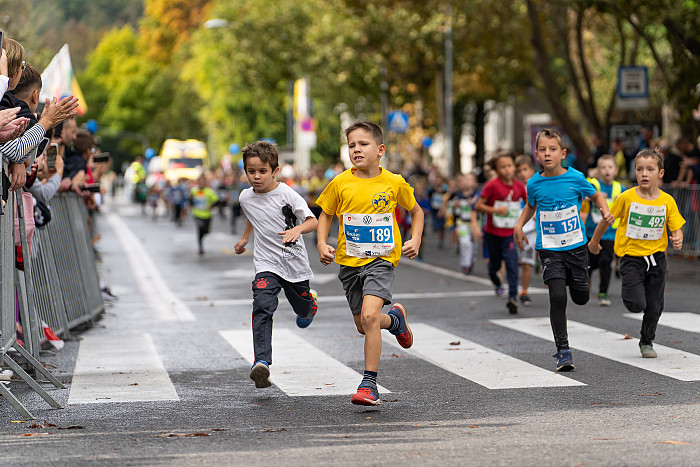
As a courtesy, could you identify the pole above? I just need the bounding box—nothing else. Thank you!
[444,5,454,177]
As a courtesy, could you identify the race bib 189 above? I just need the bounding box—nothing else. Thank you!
[626,203,666,240]
[539,205,584,248]
[343,213,395,258]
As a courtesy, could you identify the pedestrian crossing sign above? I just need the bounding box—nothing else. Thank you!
[387,111,409,134]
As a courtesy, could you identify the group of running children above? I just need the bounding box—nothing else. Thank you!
[233,122,685,406]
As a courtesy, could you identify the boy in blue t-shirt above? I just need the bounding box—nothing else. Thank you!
[581,155,625,306]
[514,129,614,372]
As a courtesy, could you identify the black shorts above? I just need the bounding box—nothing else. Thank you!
[538,245,589,290]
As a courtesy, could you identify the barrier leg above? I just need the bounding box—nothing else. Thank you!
[0,381,35,420]
[9,341,65,389]
[3,356,62,408]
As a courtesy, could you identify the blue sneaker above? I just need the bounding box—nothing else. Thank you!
[296,289,318,328]
[351,384,380,406]
[553,349,574,372]
[388,303,413,348]
[495,286,505,298]
[250,360,272,388]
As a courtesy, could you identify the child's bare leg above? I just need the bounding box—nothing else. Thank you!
[354,295,391,372]
[521,263,532,293]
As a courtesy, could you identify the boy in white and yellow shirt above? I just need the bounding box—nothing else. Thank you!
[316,121,424,406]
[589,149,685,358]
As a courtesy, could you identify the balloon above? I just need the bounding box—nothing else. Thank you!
[86,119,98,134]
[229,143,241,155]
[145,147,156,159]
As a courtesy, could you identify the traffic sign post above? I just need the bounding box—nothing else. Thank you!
[617,66,649,110]
[387,111,409,134]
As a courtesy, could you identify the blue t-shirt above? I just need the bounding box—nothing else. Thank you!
[527,167,596,251]
[584,181,626,241]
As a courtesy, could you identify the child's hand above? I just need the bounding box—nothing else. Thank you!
[670,231,683,250]
[318,243,336,266]
[513,226,527,250]
[471,227,482,242]
[402,238,421,260]
[494,206,509,216]
[279,227,301,245]
[602,210,615,225]
[234,238,248,254]
[588,241,601,255]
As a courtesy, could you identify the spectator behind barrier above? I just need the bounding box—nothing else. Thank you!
[0,44,27,144]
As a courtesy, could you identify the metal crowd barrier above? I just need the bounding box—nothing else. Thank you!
[1,186,104,419]
[665,185,700,257]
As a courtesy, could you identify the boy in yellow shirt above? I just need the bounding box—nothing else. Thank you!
[589,149,685,358]
[316,121,424,406]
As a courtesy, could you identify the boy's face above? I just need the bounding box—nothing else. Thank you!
[536,136,566,171]
[245,156,279,193]
[516,164,534,183]
[458,173,477,191]
[495,157,515,182]
[347,129,384,172]
[635,156,663,189]
[597,159,618,183]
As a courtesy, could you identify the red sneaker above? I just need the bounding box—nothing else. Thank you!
[389,303,413,349]
[351,385,380,406]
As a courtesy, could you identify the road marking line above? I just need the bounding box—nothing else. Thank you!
[219,329,390,396]
[383,323,584,389]
[492,318,700,381]
[104,211,195,321]
[193,289,548,308]
[68,334,179,404]
[625,312,700,334]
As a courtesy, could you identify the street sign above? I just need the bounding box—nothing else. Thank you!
[387,111,409,134]
[617,66,649,110]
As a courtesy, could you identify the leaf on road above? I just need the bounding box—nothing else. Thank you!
[622,333,633,340]
[261,428,286,432]
[15,432,49,436]
[449,341,461,346]
[129,383,139,386]
[655,441,691,445]
[57,425,85,430]
[391,353,406,358]
[590,437,624,441]
[468,425,479,428]
[634,392,662,396]
[26,421,56,428]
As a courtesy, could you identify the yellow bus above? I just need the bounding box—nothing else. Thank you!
[159,139,209,181]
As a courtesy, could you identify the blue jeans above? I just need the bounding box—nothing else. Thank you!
[484,232,519,300]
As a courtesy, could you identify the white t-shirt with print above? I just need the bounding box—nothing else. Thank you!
[239,183,314,283]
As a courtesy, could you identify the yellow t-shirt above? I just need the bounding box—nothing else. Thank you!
[611,188,685,257]
[316,168,416,267]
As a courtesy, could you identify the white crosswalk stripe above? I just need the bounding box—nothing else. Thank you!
[383,323,584,389]
[624,312,700,334]
[492,318,700,382]
[219,329,390,396]
[68,334,179,404]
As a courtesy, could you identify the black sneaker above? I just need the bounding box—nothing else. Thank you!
[250,361,272,388]
[519,294,532,307]
[507,298,518,314]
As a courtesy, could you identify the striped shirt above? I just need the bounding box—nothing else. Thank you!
[0,122,47,163]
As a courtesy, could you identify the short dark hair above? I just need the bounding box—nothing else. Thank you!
[635,148,663,171]
[242,141,279,170]
[489,151,516,171]
[74,129,95,154]
[515,154,534,169]
[13,65,42,100]
[345,121,383,145]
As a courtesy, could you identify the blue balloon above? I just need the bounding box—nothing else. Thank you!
[422,137,433,149]
[229,143,241,155]
[145,147,156,159]
[86,119,98,134]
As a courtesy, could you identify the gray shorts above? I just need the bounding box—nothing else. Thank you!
[338,258,395,315]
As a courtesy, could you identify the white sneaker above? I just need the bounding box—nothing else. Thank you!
[0,369,14,381]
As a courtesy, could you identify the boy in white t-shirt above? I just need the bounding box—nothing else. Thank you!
[234,141,319,389]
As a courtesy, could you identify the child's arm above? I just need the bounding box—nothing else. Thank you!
[513,203,535,250]
[471,211,482,241]
[474,196,508,216]
[316,211,336,266]
[279,215,318,245]
[587,217,611,254]
[589,191,614,225]
[234,219,254,254]
[670,228,683,250]
[402,203,424,260]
